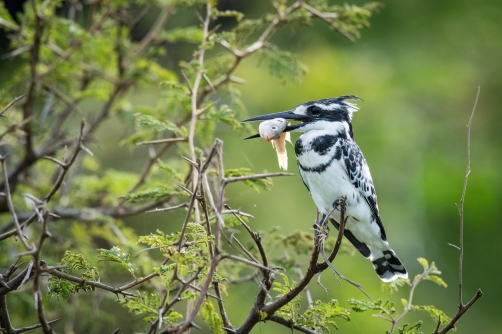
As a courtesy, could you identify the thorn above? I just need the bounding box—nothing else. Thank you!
[181,156,199,168]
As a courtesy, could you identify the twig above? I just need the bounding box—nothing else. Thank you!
[434,290,483,334]
[457,86,480,306]
[432,87,483,333]
[146,203,188,213]
[15,318,62,334]
[265,315,317,334]
[232,236,260,264]
[0,157,32,251]
[314,197,372,299]
[136,6,173,55]
[213,281,232,330]
[147,269,202,334]
[0,95,25,116]
[221,254,277,274]
[136,138,187,145]
[224,172,294,184]
[45,268,142,297]
[225,204,270,276]
[390,265,436,333]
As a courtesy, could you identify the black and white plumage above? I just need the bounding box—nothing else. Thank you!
[242,96,407,282]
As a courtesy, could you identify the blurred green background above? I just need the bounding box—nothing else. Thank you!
[2,0,501,333]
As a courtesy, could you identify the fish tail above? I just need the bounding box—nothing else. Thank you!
[273,134,288,170]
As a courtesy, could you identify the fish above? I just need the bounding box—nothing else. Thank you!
[258,118,291,170]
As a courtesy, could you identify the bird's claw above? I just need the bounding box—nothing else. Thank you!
[332,199,341,211]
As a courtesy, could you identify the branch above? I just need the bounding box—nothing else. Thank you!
[45,268,142,298]
[224,172,294,185]
[0,95,25,116]
[135,6,173,55]
[432,86,483,333]
[44,120,87,203]
[434,289,483,334]
[265,315,317,334]
[457,86,480,305]
[1,157,32,251]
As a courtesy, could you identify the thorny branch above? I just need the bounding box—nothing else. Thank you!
[431,87,483,333]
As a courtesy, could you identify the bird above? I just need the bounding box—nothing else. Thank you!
[242,96,408,282]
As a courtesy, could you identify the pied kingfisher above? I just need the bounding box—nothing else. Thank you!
[242,96,408,282]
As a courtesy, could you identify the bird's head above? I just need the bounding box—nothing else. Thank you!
[242,95,361,139]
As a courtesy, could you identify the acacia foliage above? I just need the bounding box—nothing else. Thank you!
[0,1,460,333]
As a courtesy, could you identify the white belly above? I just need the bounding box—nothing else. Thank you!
[300,161,385,250]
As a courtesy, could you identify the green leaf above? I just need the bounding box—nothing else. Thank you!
[417,257,429,270]
[207,104,242,130]
[411,304,451,324]
[273,275,302,322]
[48,278,76,301]
[302,299,350,331]
[136,113,187,137]
[47,251,99,300]
[201,299,224,334]
[119,292,182,324]
[396,321,423,334]
[381,277,410,294]
[156,159,183,182]
[348,298,395,315]
[60,251,99,281]
[258,48,307,84]
[98,246,135,278]
[224,168,273,193]
[159,26,204,43]
[215,10,244,21]
[425,275,448,288]
[122,185,181,203]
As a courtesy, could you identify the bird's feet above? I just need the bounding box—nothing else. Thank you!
[332,199,341,211]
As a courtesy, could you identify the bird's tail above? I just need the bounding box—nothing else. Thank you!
[371,250,408,282]
[327,217,407,282]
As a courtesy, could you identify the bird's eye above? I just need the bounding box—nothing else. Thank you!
[309,106,322,116]
[271,126,278,131]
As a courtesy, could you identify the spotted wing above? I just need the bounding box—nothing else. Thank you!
[341,139,387,240]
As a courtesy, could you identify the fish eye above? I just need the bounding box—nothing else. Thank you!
[271,126,278,130]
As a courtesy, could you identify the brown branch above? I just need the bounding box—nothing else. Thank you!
[136,138,187,145]
[45,268,141,298]
[44,120,86,202]
[235,197,359,334]
[135,6,173,55]
[22,1,45,160]
[0,213,37,241]
[221,254,277,274]
[14,318,61,334]
[0,95,25,116]
[265,315,317,334]
[213,282,232,330]
[1,157,32,251]
[198,0,305,106]
[431,87,483,333]
[225,204,270,275]
[224,172,294,185]
[32,219,54,333]
[151,268,203,334]
[0,261,34,296]
[434,289,483,334]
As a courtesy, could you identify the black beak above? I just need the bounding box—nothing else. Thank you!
[241,110,304,123]
[241,110,307,140]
